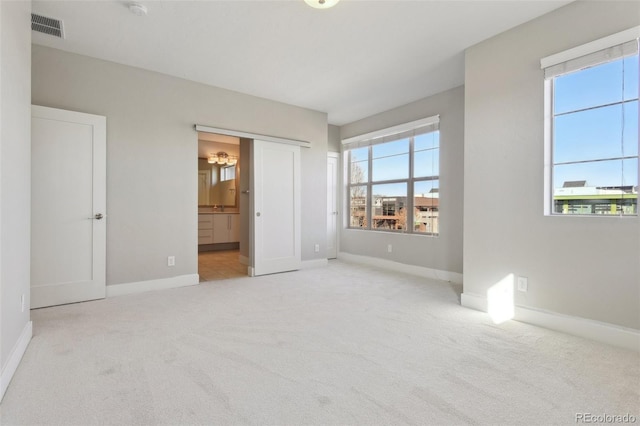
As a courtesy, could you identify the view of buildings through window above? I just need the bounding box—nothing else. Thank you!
[550,43,639,215]
[348,129,440,235]
[346,39,639,230]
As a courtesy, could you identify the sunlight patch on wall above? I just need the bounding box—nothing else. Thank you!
[487,274,515,324]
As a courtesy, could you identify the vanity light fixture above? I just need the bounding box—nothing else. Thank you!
[208,152,237,166]
[304,0,340,9]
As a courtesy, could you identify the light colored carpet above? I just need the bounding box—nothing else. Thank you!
[1,260,638,425]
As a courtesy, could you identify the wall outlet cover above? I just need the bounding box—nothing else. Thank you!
[517,276,528,292]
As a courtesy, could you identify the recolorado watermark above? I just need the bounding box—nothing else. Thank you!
[576,413,637,424]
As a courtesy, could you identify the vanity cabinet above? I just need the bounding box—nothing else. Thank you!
[212,213,239,244]
[198,213,239,245]
[198,214,214,245]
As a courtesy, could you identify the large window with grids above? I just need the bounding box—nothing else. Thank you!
[542,28,639,216]
[345,117,440,235]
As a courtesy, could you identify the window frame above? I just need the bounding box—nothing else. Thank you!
[343,116,440,235]
[220,164,236,182]
[541,26,640,217]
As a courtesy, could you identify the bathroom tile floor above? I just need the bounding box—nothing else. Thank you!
[198,249,246,282]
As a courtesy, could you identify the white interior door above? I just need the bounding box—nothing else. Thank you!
[327,153,339,259]
[251,139,301,276]
[31,105,106,308]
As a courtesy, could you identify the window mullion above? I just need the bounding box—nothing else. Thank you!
[407,137,415,233]
[367,146,373,229]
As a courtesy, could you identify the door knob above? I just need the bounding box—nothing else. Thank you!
[94,213,104,220]
[256,212,261,217]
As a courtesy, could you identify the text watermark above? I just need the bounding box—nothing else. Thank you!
[576,413,637,424]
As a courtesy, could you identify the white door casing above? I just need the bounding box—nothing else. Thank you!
[327,153,339,259]
[251,139,301,276]
[31,106,106,308]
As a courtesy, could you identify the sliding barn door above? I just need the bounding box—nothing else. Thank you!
[251,140,301,276]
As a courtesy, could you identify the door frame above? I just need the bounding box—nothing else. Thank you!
[327,152,339,259]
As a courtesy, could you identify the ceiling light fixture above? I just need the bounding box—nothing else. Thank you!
[208,152,237,166]
[128,2,148,16]
[304,0,340,9]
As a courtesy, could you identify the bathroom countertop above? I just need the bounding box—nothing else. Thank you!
[198,211,239,214]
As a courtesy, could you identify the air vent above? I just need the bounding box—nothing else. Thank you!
[31,13,65,39]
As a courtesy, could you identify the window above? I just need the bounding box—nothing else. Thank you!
[220,165,236,182]
[542,28,639,216]
[345,116,440,235]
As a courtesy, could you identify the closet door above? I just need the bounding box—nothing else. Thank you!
[31,106,106,308]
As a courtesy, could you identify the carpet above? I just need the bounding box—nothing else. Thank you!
[1,260,638,425]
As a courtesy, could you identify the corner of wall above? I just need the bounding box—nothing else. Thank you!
[0,321,32,402]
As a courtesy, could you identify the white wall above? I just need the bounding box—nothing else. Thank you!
[1,0,32,400]
[32,45,328,287]
[464,1,640,329]
[339,86,464,275]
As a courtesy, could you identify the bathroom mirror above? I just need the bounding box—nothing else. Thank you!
[198,160,237,207]
[198,133,240,207]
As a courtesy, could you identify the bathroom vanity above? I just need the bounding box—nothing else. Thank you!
[198,212,240,247]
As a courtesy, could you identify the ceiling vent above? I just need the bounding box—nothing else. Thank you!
[31,13,65,39]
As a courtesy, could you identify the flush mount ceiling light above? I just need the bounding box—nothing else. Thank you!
[208,152,237,166]
[128,2,148,16]
[304,0,340,9]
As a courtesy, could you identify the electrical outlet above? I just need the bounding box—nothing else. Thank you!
[167,256,175,267]
[314,244,320,253]
[21,294,25,312]
[517,276,528,292]
[387,244,392,253]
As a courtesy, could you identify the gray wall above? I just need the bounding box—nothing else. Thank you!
[328,124,341,153]
[32,45,328,286]
[339,86,464,274]
[1,0,31,379]
[463,1,640,329]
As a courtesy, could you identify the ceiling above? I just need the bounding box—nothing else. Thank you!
[31,0,571,125]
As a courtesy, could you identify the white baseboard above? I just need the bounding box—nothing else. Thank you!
[337,252,463,284]
[242,258,327,271]
[460,293,487,312]
[461,293,640,352]
[301,258,328,269]
[106,274,200,298]
[1,321,32,402]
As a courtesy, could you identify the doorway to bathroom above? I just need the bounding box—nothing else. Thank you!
[196,124,304,280]
[197,131,245,281]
